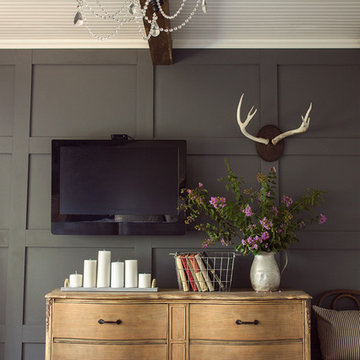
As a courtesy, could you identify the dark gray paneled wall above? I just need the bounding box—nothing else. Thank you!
[0,49,359,360]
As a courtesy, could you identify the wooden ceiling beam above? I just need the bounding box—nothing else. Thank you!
[139,0,173,65]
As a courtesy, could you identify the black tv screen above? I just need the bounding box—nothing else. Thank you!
[51,139,186,235]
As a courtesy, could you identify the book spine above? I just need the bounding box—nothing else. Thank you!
[189,254,208,292]
[195,254,214,292]
[180,255,198,291]
[185,255,201,291]
[175,256,189,292]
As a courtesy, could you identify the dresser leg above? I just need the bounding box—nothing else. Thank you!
[304,299,311,360]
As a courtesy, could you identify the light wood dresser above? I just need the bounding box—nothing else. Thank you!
[45,289,311,360]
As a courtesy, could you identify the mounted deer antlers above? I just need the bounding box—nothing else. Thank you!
[236,93,313,161]
[237,94,269,145]
[271,102,312,145]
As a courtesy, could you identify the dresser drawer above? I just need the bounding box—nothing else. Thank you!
[53,343,167,360]
[53,303,167,340]
[190,303,303,340]
[190,343,303,360]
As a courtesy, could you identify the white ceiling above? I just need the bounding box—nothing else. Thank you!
[0,0,360,49]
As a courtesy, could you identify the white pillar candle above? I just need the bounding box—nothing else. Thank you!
[97,250,111,288]
[111,261,125,288]
[138,273,151,288]
[83,259,97,288]
[125,260,138,288]
[69,272,83,288]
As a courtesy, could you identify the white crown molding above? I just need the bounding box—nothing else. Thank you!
[172,39,360,49]
[0,39,150,49]
[0,38,359,50]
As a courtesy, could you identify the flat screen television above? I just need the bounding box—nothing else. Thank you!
[51,139,186,235]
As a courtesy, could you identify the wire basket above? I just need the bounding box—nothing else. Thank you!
[170,251,236,292]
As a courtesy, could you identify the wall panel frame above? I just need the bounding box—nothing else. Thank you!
[0,49,358,359]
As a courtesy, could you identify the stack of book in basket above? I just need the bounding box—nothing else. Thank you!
[173,251,235,292]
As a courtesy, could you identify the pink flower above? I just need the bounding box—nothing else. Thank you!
[209,196,227,209]
[187,189,192,194]
[261,231,270,240]
[242,205,254,217]
[220,238,231,247]
[299,221,306,228]
[198,182,203,187]
[318,213,327,224]
[281,195,293,208]
[260,217,273,230]
[272,206,279,216]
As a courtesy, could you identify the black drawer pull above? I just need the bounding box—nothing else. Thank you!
[235,319,259,325]
[98,319,122,325]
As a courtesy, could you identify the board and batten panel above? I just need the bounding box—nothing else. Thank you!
[0,249,7,326]
[23,344,44,360]
[0,155,11,230]
[27,155,50,230]
[0,65,15,137]
[30,64,137,137]
[280,156,360,232]
[154,65,260,138]
[278,65,360,138]
[281,249,360,299]
[187,155,260,193]
[24,247,135,325]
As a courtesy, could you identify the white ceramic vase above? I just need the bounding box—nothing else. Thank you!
[250,251,280,292]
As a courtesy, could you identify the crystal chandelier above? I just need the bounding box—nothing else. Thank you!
[74,0,207,41]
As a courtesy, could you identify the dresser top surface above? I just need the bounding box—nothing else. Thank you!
[46,288,311,301]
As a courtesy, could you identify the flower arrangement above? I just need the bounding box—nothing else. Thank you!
[180,160,326,255]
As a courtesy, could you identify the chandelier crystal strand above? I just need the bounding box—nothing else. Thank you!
[74,0,205,40]
[83,12,125,40]
[135,12,153,40]
[80,2,129,40]
[144,0,203,32]
[82,0,133,22]
[155,0,187,20]
[94,0,136,21]
[158,0,201,33]
[149,14,160,37]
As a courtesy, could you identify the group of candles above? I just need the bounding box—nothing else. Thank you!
[68,250,152,289]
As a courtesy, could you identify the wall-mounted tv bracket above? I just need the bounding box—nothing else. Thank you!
[111,134,130,141]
